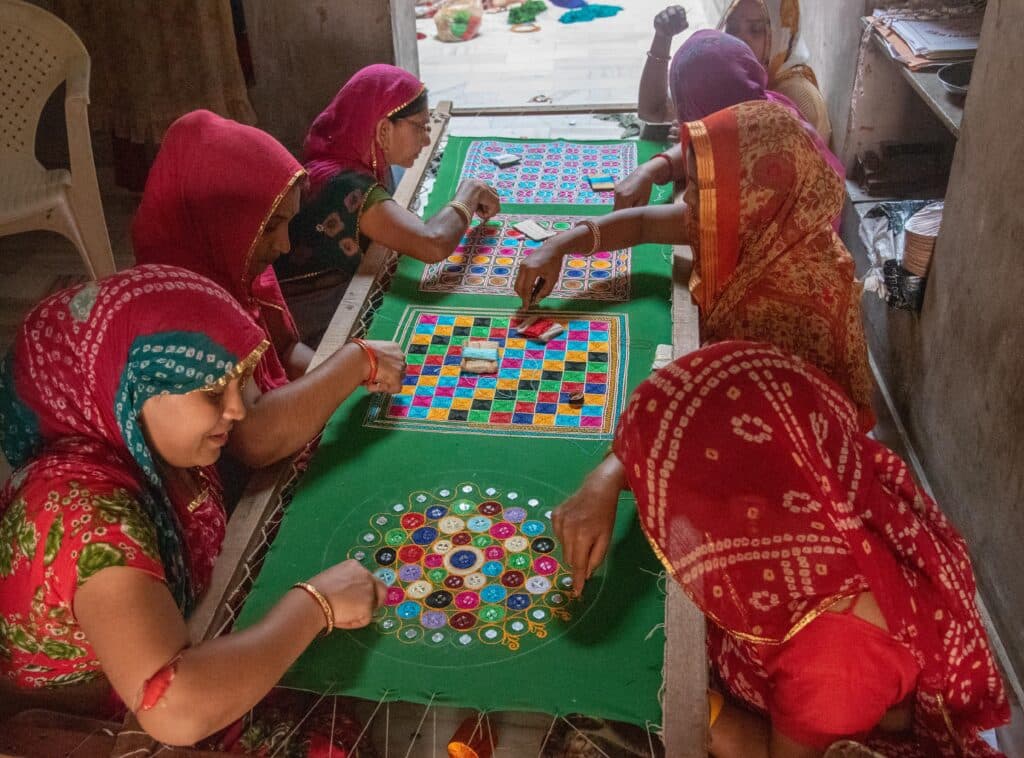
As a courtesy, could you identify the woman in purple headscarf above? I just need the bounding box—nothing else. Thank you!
[617,29,843,221]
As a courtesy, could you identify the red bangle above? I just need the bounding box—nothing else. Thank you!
[351,338,378,385]
[139,651,183,711]
[651,152,673,182]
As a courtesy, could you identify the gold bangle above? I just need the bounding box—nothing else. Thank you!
[447,200,474,228]
[575,219,601,255]
[293,581,334,636]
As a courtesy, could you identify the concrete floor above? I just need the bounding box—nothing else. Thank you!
[418,0,720,109]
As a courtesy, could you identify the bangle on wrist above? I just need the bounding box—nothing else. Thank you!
[574,219,602,255]
[447,200,473,227]
[646,50,671,62]
[350,338,378,385]
[292,581,334,636]
[651,152,674,183]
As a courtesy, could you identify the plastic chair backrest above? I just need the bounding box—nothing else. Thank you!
[0,0,87,156]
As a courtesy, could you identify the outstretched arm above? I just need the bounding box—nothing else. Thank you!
[551,454,629,596]
[638,6,689,123]
[515,202,690,306]
[361,179,501,264]
[228,339,407,467]
[614,144,685,210]
[75,560,385,746]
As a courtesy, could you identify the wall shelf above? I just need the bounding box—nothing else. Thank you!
[868,24,966,139]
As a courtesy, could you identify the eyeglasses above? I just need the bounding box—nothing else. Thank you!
[399,117,431,135]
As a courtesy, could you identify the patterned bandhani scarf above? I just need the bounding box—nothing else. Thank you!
[614,341,1009,756]
[0,265,268,609]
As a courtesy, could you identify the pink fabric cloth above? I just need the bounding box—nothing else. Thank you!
[132,110,304,391]
[303,64,425,195]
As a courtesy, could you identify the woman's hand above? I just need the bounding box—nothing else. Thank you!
[468,179,501,221]
[614,164,658,210]
[514,241,565,307]
[454,179,501,223]
[310,560,387,630]
[360,340,407,394]
[551,457,626,596]
[653,5,688,38]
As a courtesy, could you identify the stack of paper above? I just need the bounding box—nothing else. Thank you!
[887,14,982,60]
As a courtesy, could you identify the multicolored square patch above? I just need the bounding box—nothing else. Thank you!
[365,306,628,439]
[459,141,638,205]
[419,214,630,301]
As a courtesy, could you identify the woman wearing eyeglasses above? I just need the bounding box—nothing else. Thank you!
[277,64,501,342]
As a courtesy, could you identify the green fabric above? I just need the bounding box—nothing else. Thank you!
[277,171,391,284]
[437,135,675,210]
[0,351,40,470]
[237,137,675,726]
[509,0,546,24]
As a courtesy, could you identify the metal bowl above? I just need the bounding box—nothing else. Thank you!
[938,61,972,96]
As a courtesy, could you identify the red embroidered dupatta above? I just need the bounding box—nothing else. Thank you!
[132,110,304,391]
[303,63,426,196]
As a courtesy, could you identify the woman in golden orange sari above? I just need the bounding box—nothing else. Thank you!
[517,100,874,428]
[719,0,831,141]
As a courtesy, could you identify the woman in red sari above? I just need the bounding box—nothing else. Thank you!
[0,266,383,752]
[277,64,501,341]
[132,110,406,468]
[555,341,1008,757]
[517,100,873,428]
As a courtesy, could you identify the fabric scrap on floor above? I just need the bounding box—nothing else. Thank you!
[558,3,623,23]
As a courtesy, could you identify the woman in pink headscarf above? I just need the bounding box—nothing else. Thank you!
[133,111,407,469]
[277,64,501,341]
[619,29,843,222]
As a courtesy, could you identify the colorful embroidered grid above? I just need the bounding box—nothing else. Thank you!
[365,307,627,439]
[349,483,575,650]
[419,214,631,301]
[459,141,638,205]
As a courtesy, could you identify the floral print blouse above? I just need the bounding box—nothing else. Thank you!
[275,170,392,285]
[0,476,163,688]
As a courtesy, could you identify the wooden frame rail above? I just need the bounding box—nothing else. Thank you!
[450,102,636,118]
[663,243,709,757]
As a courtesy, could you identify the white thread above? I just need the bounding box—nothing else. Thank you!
[351,689,392,757]
[537,713,560,757]
[403,692,438,758]
[560,716,612,758]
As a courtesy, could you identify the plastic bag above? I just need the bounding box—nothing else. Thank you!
[434,0,483,42]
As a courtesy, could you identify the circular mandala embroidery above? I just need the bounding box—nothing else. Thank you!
[348,483,573,650]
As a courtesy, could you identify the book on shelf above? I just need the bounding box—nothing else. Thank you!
[881,13,983,61]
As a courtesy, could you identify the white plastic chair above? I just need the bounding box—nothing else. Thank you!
[0,0,115,280]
